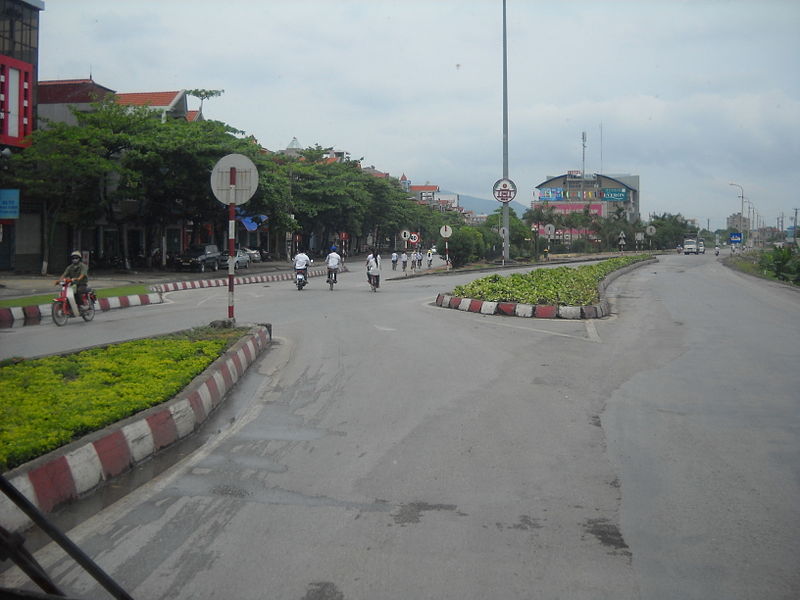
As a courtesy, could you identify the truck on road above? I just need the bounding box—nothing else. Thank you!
[683,237,698,254]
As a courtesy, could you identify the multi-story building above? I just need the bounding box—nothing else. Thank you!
[0,0,43,270]
[726,212,750,232]
[534,171,640,224]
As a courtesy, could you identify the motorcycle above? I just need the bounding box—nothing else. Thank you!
[52,278,97,326]
[715,248,720,256]
[295,260,312,290]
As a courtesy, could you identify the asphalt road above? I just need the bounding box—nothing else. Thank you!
[2,254,798,599]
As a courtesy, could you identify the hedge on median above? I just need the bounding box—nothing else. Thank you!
[451,255,651,306]
[0,327,247,471]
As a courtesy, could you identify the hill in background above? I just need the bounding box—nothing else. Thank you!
[442,191,529,216]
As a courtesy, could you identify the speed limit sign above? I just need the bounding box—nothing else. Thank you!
[409,233,420,244]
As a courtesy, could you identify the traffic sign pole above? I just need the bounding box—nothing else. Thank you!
[440,225,453,270]
[228,168,236,321]
[211,154,259,325]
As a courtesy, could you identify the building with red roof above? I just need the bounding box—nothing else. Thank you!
[38,78,116,126]
[115,90,193,122]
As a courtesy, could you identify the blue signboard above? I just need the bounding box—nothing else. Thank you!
[602,188,627,201]
[0,189,20,219]
[539,187,564,201]
[729,232,742,244]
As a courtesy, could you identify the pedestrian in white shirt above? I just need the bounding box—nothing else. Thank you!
[366,248,381,290]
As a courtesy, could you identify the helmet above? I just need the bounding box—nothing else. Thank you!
[330,245,337,252]
[70,251,82,259]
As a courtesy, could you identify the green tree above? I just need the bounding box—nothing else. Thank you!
[446,226,485,267]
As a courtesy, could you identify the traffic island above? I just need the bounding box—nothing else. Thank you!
[0,324,272,533]
[434,257,655,320]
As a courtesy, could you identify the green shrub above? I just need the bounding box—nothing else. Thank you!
[452,255,649,306]
[759,246,800,283]
[0,327,247,470]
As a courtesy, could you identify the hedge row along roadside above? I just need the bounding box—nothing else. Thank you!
[0,326,249,471]
[450,255,652,306]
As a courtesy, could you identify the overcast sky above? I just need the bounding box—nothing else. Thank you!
[40,0,799,231]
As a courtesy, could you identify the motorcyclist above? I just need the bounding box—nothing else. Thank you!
[293,249,311,281]
[56,251,90,307]
[714,245,720,256]
[325,245,342,283]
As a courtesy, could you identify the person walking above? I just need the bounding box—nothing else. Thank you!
[391,251,398,271]
[366,248,381,290]
[416,251,423,269]
[426,248,433,268]
[401,251,408,275]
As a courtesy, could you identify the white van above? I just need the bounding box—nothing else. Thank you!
[683,239,698,254]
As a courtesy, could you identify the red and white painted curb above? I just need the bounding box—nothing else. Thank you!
[434,293,610,319]
[0,267,336,327]
[152,268,330,293]
[0,293,163,327]
[433,258,656,320]
[152,269,328,292]
[0,325,271,533]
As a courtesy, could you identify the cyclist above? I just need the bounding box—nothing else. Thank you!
[55,251,90,307]
[325,245,342,283]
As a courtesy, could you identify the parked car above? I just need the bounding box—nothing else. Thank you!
[222,248,251,269]
[177,244,221,272]
[242,247,262,263]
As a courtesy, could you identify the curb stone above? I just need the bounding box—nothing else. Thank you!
[0,324,272,533]
[0,293,164,327]
[434,257,657,320]
[0,267,337,327]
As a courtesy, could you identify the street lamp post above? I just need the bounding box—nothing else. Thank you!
[729,183,745,248]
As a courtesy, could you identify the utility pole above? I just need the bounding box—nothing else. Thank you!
[794,208,799,247]
[501,0,510,262]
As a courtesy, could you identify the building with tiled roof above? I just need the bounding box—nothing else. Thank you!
[38,78,116,126]
[115,90,191,122]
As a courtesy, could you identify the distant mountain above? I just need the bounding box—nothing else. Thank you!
[442,191,529,216]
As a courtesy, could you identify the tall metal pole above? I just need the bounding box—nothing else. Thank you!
[501,0,510,262]
[228,168,237,322]
[730,182,744,248]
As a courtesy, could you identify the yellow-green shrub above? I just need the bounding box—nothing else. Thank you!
[0,328,246,471]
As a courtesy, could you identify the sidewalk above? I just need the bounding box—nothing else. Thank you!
[0,260,300,300]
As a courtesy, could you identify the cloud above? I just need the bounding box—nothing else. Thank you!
[38,0,800,229]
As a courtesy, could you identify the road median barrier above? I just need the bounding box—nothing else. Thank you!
[0,324,272,533]
[434,257,655,320]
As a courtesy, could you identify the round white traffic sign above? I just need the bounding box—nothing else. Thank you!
[440,225,453,238]
[493,178,517,203]
[544,223,556,236]
[211,154,259,205]
[400,229,411,240]
[646,225,656,236]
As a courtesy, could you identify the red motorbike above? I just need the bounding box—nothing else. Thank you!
[52,278,97,326]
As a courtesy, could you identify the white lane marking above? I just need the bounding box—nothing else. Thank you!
[584,319,601,343]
